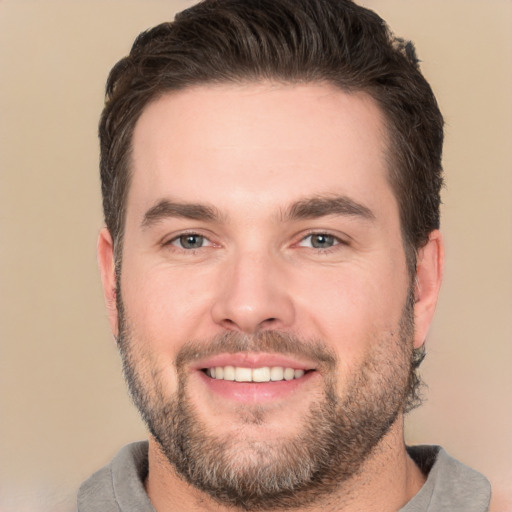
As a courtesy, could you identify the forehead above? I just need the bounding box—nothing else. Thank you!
[128,82,394,219]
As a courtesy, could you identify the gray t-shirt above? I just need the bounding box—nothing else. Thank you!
[77,441,491,511]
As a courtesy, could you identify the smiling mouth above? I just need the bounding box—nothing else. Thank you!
[203,366,313,383]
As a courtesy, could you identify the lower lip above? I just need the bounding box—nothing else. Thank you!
[197,370,317,403]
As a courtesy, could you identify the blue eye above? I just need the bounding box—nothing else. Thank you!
[173,234,206,249]
[299,234,339,249]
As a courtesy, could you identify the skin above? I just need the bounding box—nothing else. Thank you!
[98,82,443,511]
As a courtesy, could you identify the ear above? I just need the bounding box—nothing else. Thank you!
[413,230,444,348]
[97,227,119,338]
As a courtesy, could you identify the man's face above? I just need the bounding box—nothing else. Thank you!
[100,83,434,508]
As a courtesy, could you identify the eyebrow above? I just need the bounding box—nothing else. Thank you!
[141,199,222,229]
[283,195,375,222]
[141,194,375,230]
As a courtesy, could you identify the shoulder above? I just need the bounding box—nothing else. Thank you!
[77,441,153,512]
[402,445,491,512]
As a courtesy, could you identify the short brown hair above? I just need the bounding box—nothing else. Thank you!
[99,0,444,269]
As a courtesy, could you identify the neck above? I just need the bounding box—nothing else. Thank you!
[145,415,426,512]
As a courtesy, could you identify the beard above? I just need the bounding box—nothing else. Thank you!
[116,293,416,511]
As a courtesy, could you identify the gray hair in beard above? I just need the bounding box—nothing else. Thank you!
[115,291,417,510]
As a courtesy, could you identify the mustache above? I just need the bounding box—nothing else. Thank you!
[175,330,338,371]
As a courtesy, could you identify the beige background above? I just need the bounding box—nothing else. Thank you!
[0,1,511,511]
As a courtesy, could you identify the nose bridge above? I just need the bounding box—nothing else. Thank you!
[211,245,295,333]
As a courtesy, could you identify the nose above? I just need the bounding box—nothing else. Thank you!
[210,249,295,334]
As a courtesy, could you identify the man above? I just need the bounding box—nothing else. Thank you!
[77,0,491,510]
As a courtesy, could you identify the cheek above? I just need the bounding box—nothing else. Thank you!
[120,261,218,351]
[291,260,409,358]
[119,266,219,397]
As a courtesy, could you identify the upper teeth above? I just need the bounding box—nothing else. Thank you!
[206,366,306,382]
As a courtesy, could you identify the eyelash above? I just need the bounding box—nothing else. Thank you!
[296,232,348,253]
[165,232,213,251]
[163,231,347,254]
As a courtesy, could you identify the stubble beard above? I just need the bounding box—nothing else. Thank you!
[116,294,416,511]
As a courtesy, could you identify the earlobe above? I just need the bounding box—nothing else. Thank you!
[413,230,444,348]
[97,227,119,338]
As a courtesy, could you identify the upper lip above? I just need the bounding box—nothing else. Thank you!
[189,352,317,372]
